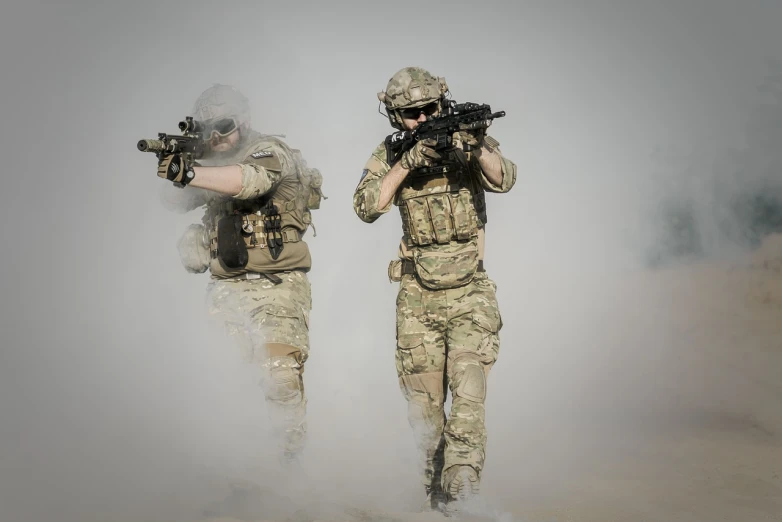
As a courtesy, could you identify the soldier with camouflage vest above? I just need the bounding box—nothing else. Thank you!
[353,67,516,511]
[158,84,325,466]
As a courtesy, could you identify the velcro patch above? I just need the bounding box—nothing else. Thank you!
[251,150,273,159]
[485,135,500,148]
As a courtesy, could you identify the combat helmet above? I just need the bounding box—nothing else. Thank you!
[377,67,449,129]
[191,84,252,141]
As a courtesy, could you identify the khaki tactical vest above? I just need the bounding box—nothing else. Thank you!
[203,134,325,278]
[394,146,487,289]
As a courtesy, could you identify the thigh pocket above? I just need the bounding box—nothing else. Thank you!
[470,310,501,362]
[396,277,425,333]
[471,275,503,333]
[252,304,309,357]
[395,334,429,376]
[471,310,500,335]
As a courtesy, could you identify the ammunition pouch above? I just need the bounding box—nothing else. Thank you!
[399,190,481,247]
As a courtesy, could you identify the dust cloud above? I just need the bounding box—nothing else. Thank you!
[0,1,780,521]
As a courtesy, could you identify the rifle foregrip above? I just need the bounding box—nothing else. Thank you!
[137,139,165,152]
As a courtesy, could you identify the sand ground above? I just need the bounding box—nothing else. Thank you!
[207,235,782,522]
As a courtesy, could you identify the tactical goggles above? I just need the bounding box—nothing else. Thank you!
[400,101,439,120]
[203,117,239,138]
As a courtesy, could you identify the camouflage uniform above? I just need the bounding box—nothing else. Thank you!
[205,269,312,458]
[162,85,324,461]
[354,68,516,507]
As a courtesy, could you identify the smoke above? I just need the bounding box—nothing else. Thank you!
[1,1,782,521]
[636,67,782,267]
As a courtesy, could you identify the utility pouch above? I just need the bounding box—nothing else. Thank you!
[177,224,210,274]
[412,238,480,290]
[217,214,249,269]
[388,260,403,283]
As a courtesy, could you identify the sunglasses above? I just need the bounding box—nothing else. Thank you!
[400,102,439,120]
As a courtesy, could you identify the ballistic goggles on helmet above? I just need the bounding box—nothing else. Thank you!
[203,117,239,139]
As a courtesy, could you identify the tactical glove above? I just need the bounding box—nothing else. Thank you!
[457,126,487,149]
[400,138,441,171]
[158,154,195,186]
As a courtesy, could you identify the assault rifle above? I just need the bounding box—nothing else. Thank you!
[137,116,206,163]
[384,100,506,171]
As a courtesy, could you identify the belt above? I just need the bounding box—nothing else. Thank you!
[233,268,307,284]
[236,272,283,284]
[400,259,485,275]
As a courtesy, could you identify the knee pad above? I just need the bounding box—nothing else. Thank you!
[399,372,445,401]
[405,390,446,434]
[262,351,303,403]
[266,365,302,402]
[454,361,486,403]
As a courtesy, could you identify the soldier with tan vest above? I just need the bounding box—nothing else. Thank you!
[157,84,325,467]
[353,67,516,512]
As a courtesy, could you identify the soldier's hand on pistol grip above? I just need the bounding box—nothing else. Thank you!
[157,153,195,185]
[400,138,441,170]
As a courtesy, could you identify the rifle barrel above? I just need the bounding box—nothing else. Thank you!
[137,139,165,152]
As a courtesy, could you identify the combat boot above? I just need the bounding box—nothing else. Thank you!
[443,465,479,515]
[422,484,447,513]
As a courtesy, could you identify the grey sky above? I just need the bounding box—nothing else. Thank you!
[1,1,781,521]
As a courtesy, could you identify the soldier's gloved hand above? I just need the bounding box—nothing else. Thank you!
[457,125,488,149]
[400,138,441,171]
[157,154,195,185]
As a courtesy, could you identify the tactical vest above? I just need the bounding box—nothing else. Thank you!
[203,134,324,274]
[394,148,487,289]
[396,149,486,247]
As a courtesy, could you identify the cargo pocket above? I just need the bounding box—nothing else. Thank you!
[395,334,429,376]
[396,277,424,327]
[252,304,308,357]
[470,310,501,362]
[471,310,500,334]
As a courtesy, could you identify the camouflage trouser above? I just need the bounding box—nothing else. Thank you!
[395,271,502,495]
[205,270,312,460]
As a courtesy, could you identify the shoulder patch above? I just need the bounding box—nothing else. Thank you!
[251,150,273,159]
[360,169,368,181]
